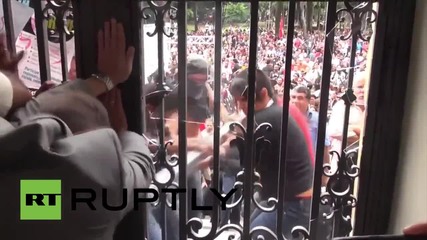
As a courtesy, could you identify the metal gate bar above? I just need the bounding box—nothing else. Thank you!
[310,1,338,239]
[2,0,15,53]
[177,1,188,240]
[32,0,51,84]
[278,0,297,239]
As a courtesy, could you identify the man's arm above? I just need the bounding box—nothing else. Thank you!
[8,78,110,126]
[51,77,109,97]
[118,131,154,188]
[116,131,154,217]
[166,136,211,155]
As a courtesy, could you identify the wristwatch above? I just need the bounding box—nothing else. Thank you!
[91,73,114,91]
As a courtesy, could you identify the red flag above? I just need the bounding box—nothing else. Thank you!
[278,15,284,39]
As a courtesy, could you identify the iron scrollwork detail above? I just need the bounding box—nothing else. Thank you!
[140,0,177,37]
[336,1,378,41]
[319,0,378,237]
[321,150,360,235]
[42,0,74,43]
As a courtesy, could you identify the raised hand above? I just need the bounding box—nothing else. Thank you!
[97,19,135,86]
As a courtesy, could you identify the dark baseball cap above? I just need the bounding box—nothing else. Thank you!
[144,82,209,123]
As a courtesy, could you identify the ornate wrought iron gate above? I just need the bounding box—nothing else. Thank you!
[1,0,378,239]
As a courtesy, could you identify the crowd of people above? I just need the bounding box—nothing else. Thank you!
[144,24,370,239]
[1,18,426,240]
[165,25,369,116]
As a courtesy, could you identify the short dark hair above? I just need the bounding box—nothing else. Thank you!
[293,85,311,100]
[230,69,275,102]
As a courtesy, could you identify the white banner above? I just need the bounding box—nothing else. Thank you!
[1,2,75,89]
[16,27,75,89]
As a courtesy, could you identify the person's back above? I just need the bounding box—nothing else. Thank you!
[252,104,313,200]
[0,91,154,240]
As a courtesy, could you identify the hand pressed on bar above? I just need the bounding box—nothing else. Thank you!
[97,18,135,86]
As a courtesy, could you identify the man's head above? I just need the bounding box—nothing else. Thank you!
[205,118,213,134]
[290,85,311,114]
[145,81,210,138]
[354,72,366,106]
[187,55,208,84]
[229,69,275,115]
[38,91,111,134]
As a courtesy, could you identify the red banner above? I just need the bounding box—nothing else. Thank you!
[278,15,284,39]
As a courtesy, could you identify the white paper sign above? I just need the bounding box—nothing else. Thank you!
[15,14,75,89]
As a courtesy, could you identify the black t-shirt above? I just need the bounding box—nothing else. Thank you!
[244,104,313,201]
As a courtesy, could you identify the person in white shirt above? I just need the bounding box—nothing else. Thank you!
[327,72,366,170]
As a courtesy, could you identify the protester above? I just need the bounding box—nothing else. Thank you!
[229,69,313,239]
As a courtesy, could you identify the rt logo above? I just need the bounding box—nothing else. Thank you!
[20,180,62,220]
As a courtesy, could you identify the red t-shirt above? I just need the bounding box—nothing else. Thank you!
[276,101,315,165]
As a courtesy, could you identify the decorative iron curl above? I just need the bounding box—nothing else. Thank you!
[164,181,180,208]
[249,226,278,240]
[147,183,161,207]
[214,223,242,240]
[336,1,378,41]
[187,217,204,239]
[151,140,178,187]
[140,0,177,38]
[225,170,244,209]
[185,120,263,240]
[229,121,277,213]
[251,129,278,213]
[291,226,310,240]
[42,0,74,39]
[320,150,360,233]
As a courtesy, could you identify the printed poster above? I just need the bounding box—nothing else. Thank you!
[16,13,75,89]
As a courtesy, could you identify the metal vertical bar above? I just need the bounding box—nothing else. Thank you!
[276,0,295,238]
[2,0,16,53]
[32,0,51,84]
[212,0,222,229]
[177,1,187,239]
[155,3,167,240]
[334,21,359,240]
[140,17,146,133]
[339,39,358,165]
[310,1,337,239]
[70,0,81,79]
[242,1,259,239]
[57,8,68,83]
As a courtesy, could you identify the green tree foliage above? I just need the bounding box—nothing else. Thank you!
[223,3,250,24]
[187,8,194,20]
